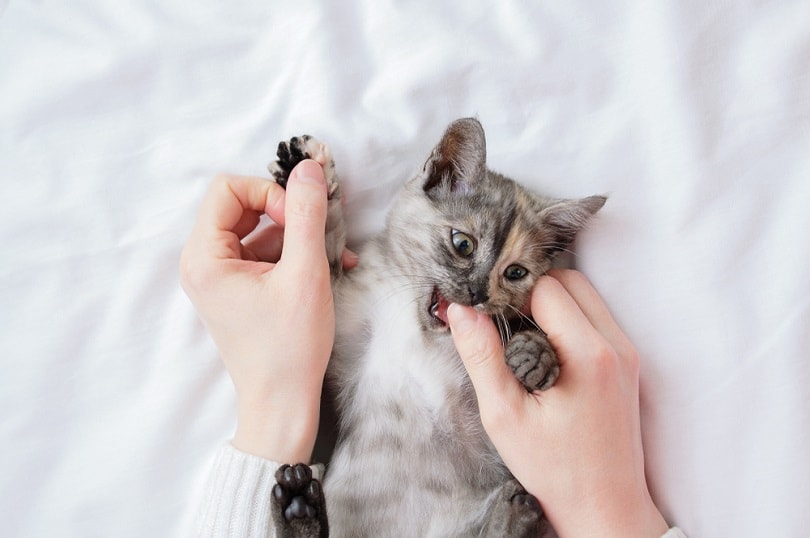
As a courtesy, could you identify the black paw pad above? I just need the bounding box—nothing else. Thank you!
[273,463,324,522]
[269,135,313,188]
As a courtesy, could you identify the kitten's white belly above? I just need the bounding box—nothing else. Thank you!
[327,273,506,536]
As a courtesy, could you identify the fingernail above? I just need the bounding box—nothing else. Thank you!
[291,160,325,185]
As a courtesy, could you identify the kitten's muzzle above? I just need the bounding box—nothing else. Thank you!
[467,284,489,306]
[429,284,492,328]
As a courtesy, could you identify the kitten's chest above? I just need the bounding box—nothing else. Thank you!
[341,272,465,410]
[334,270,497,465]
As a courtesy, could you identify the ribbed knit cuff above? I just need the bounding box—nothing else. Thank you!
[190,443,323,537]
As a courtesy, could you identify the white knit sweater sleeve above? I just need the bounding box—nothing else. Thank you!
[190,443,323,538]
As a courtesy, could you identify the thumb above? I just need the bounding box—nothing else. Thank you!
[447,303,524,409]
[280,160,329,269]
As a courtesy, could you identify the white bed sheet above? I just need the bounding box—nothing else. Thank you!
[1,1,808,536]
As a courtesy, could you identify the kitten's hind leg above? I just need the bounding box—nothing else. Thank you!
[505,330,560,392]
[271,463,329,538]
[481,479,547,538]
[268,135,346,276]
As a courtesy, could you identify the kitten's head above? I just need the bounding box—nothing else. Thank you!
[385,117,606,332]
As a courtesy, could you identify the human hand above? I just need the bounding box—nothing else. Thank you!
[180,160,355,464]
[447,269,668,538]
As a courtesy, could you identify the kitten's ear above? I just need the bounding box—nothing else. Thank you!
[421,118,487,197]
[540,195,607,251]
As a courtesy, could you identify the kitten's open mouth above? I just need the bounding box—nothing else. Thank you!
[429,288,451,327]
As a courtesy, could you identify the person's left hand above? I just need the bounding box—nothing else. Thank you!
[180,160,355,463]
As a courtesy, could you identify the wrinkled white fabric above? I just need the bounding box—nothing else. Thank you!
[1,1,808,536]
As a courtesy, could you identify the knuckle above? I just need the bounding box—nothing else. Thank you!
[589,341,621,378]
[210,173,233,192]
[591,336,640,379]
[178,249,212,296]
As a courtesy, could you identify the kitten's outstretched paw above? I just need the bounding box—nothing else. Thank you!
[271,464,328,537]
[267,132,347,276]
[505,331,559,392]
[482,479,546,538]
[268,135,339,199]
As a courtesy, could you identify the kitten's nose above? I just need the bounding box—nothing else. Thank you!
[468,285,489,305]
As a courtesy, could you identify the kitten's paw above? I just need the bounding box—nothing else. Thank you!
[268,135,339,199]
[267,133,347,276]
[271,464,328,537]
[505,331,559,391]
[482,479,547,538]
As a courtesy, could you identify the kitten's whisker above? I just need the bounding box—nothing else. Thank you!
[506,304,542,332]
[497,313,511,347]
[493,314,507,348]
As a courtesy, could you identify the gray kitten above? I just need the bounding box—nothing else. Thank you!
[268,118,606,537]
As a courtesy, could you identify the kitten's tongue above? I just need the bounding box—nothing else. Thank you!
[436,296,450,325]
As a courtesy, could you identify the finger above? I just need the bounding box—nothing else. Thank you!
[242,223,285,263]
[232,209,262,240]
[530,275,606,367]
[447,303,525,411]
[196,174,286,236]
[546,269,635,360]
[278,160,329,269]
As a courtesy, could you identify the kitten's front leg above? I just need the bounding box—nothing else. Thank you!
[268,135,347,276]
[505,330,560,392]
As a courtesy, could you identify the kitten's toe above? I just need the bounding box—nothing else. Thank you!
[506,331,559,392]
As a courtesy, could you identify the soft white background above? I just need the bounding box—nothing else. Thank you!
[1,1,808,536]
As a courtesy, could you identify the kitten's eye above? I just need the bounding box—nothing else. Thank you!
[504,264,528,281]
[451,229,475,257]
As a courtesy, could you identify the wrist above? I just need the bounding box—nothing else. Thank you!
[232,388,322,464]
[550,488,668,538]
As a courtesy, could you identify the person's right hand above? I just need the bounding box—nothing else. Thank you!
[447,269,668,538]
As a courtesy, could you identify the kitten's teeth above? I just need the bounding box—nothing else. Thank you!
[428,288,450,326]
